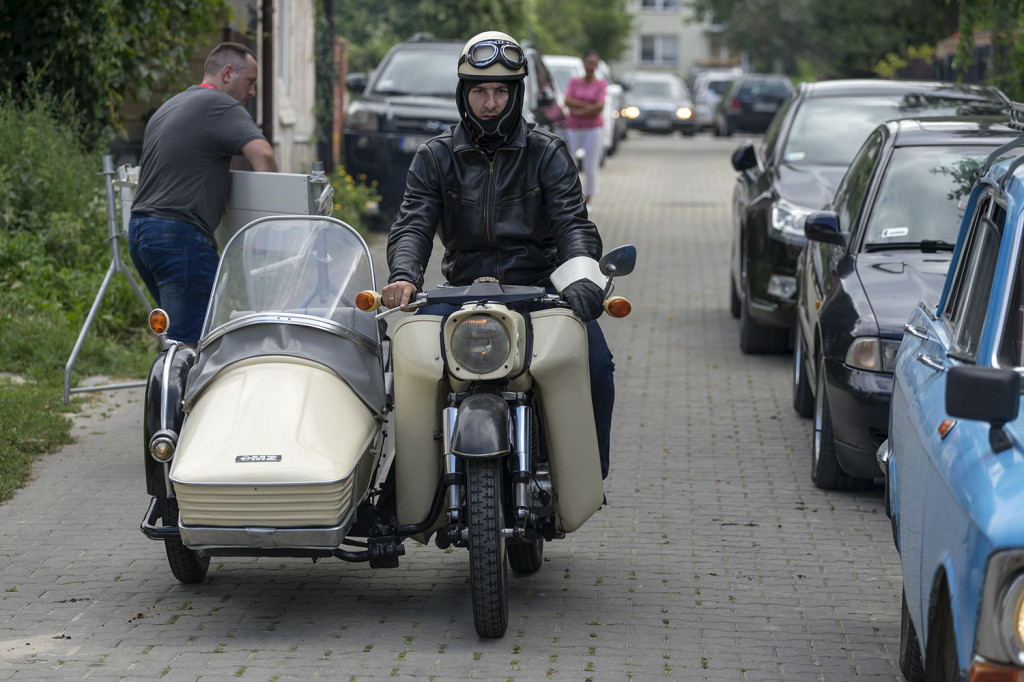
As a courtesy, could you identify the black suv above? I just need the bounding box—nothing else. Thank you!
[343,34,565,220]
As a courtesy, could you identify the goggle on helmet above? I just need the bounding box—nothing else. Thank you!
[458,31,528,81]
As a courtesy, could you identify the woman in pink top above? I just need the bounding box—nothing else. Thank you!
[564,51,606,203]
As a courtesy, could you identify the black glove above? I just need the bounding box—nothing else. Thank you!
[562,280,605,322]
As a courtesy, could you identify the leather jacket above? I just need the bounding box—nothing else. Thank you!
[387,119,602,289]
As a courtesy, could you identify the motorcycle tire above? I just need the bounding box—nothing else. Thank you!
[466,459,508,638]
[162,498,210,584]
[507,537,544,574]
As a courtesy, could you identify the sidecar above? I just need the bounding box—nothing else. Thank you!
[140,216,389,583]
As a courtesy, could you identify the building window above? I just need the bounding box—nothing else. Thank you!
[639,35,679,67]
[639,0,680,10]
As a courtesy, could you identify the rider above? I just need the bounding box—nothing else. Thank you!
[382,30,616,479]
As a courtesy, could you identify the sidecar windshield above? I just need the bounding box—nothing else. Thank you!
[203,216,377,341]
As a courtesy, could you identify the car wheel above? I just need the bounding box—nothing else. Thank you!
[812,358,872,490]
[925,592,959,682]
[739,296,788,354]
[729,274,741,319]
[900,590,925,681]
[792,328,813,417]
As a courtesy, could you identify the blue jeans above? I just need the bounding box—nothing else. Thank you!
[128,214,218,345]
[413,303,615,479]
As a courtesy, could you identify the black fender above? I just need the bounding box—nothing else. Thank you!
[143,345,195,497]
[451,393,510,459]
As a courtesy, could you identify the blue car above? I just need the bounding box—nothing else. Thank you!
[881,103,1024,680]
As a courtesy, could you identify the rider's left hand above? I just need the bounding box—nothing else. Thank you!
[563,279,605,322]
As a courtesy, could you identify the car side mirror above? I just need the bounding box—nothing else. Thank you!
[730,141,757,172]
[946,365,1021,453]
[346,73,368,94]
[600,245,637,278]
[804,211,847,247]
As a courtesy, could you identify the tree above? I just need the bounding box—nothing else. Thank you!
[334,0,528,74]
[0,0,230,138]
[532,0,633,63]
[957,0,1024,100]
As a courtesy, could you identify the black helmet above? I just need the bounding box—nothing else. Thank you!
[458,31,528,81]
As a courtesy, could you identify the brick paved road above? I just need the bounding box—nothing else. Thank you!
[0,133,903,680]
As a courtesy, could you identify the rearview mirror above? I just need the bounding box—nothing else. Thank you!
[804,211,846,247]
[731,141,757,172]
[946,365,1021,453]
[600,245,637,277]
[346,73,368,93]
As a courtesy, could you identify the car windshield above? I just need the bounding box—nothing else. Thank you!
[631,79,683,99]
[370,48,459,97]
[707,79,733,96]
[547,62,582,93]
[783,95,1007,166]
[862,145,994,248]
[739,80,791,99]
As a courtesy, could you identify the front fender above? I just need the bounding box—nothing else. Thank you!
[451,393,510,458]
[143,344,195,497]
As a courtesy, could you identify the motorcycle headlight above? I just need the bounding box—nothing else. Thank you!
[1000,574,1024,664]
[450,314,512,375]
[845,337,902,373]
[770,198,814,243]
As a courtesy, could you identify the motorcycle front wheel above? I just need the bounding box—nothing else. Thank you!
[466,459,508,638]
[162,497,210,584]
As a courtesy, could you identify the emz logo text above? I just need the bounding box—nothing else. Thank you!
[236,455,283,463]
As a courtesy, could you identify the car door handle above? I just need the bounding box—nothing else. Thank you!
[915,353,944,371]
[904,322,928,340]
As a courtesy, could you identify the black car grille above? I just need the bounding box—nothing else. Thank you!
[393,116,458,135]
[646,110,673,121]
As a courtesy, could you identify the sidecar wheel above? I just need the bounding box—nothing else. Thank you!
[507,538,544,574]
[162,498,209,584]
[466,459,508,638]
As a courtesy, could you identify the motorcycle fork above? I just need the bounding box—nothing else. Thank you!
[441,399,533,543]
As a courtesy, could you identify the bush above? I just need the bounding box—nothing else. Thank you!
[329,166,381,232]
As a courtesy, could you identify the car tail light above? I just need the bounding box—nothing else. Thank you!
[729,98,741,112]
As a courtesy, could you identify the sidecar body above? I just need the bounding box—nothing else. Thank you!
[142,216,387,564]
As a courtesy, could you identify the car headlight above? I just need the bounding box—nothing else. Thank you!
[770,198,815,242]
[345,104,380,132]
[449,314,512,375]
[675,107,693,120]
[977,551,1024,667]
[621,106,640,119]
[845,337,901,373]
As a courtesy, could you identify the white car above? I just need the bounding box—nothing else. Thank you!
[692,68,743,132]
[542,55,623,162]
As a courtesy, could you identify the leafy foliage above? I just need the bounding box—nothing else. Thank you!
[1,0,231,135]
[330,168,382,232]
[333,0,631,75]
[958,0,1024,101]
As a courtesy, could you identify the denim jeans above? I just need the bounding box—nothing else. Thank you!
[412,302,615,479]
[128,214,219,345]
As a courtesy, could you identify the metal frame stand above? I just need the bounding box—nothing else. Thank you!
[62,155,153,404]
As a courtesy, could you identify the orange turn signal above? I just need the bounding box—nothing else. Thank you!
[356,290,382,311]
[605,296,632,318]
[149,308,169,335]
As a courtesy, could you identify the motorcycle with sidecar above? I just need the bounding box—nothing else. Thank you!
[140,214,634,638]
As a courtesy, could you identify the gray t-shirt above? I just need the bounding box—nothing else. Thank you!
[131,85,266,243]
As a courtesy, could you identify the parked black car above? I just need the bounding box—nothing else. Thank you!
[794,117,1017,490]
[729,79,1010,354]
[343,34,565,220]
[713,74,793,136]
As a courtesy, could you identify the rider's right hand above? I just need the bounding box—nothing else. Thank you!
[381,280,418,309]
